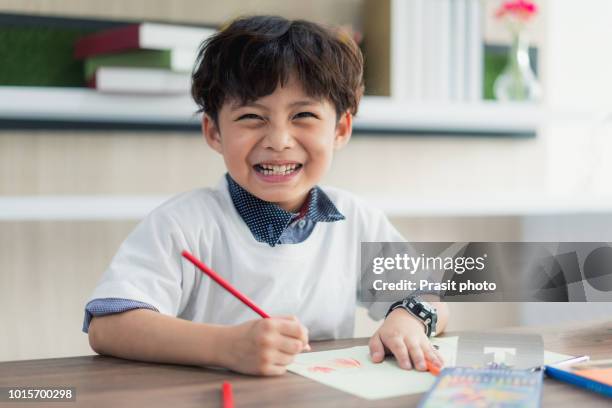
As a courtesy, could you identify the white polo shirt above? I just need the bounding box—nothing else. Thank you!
[86,177,405,340]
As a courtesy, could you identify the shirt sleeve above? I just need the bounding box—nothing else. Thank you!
[358,208,445,321]
[84,207,191,328]
[356,205,411,321]
[82,298,158,333]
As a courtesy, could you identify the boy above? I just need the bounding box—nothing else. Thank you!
[84,15,448,376]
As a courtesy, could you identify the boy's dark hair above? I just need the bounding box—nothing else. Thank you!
[191,15,364,125]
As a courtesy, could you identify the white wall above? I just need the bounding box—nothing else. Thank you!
[543,0,612,112]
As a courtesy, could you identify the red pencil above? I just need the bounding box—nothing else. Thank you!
[181,250,270,318]
[221,381,233,408]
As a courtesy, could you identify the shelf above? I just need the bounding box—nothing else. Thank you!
[354,97,541,136]
[2,193,612,221]
[0,86,544,136]
[0,86,196,125]
[0,196,169,221]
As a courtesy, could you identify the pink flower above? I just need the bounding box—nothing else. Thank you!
[495,0,538,21]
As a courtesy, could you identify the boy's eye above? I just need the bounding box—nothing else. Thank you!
[237,113,263,121]
[293,111,317,119]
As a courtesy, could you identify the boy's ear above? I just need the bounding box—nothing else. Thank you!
[334,110,353,149]
[202,114,223,154]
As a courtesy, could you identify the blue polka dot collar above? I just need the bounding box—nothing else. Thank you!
[225,173,345,247]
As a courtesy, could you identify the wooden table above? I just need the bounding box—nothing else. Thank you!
[1,320,611,407]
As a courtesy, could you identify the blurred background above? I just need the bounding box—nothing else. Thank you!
[1,0,611,362]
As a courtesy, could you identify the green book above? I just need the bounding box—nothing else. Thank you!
[83,48,195,80]
[0,26,93,87]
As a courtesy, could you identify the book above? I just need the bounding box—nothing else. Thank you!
[88,67,190,94]
[418,367,543,408]
[362,0,423,99]
[436,0,451,102]
[83,49,196,80]
[361,0,483,102]
[74,22,215,59]
[420,0,435,100]
[408,0,425,101]
[465,0,484,101]
[0,26,93,87]
[389,0,410,99]
[545,359,612,398]
[450,0,466,101]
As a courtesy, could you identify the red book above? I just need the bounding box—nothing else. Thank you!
[74,22,216,59]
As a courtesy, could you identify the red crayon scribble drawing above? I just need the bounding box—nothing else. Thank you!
[307,357,362,373]
[332,358,361,368]
[308,365,335,373]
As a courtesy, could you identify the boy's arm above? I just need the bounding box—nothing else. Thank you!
[88,309,227,367]
[88,309,309,376]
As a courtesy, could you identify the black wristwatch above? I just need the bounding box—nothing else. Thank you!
[385,295,438,337]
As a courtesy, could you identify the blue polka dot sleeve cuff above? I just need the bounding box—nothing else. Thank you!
[82,298,158,333]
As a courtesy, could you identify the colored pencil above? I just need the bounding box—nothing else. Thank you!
[531,355,590,372]
[426,359,441,376]
[182,250,270,318]
[221,381,233,408]
[553,355,590,367]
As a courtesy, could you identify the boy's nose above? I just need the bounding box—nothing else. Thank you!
[262,126,295,151]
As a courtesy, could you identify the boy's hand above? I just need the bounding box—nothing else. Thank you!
[368,308,443,371]
[221,315,309,376]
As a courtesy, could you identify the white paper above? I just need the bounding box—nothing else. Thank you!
[288,337,457,400]
[288,337,573,400]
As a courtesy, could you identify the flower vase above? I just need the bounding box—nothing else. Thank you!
[494,31,541,101]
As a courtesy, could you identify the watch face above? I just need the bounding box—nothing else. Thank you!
[422,301,436,314]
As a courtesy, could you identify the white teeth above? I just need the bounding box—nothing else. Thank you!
[257,163,300,175]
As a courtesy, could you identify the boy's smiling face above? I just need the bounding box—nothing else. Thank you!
[203,75,352,212]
